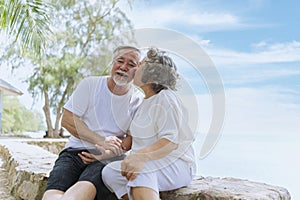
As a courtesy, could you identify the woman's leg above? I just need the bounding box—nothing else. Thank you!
[131,187,160,200]
[156,159,193,192]
[102,161,129,199]
[127,159,192,199]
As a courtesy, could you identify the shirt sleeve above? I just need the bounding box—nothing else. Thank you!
[64,77,92,117]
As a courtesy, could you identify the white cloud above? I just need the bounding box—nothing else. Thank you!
[195,87,300,135]
[120,1,300,68]
[223,68,300,85]
[122,1,242,31]
[208,41,300,65]
[252,40,268,48]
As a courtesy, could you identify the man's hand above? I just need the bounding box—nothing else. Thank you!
[78,144,125,164]
[102,136,123,156]
[78,151,98,164]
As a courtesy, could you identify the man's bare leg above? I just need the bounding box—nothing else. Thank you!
[42,190,64,200]
[61,181,96,200]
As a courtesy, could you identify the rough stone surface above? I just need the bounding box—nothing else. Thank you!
[0,157,16,200]
[160,176,291,200]
[26,140,66,155]
[0,138,292,200]
[0,139,62,200]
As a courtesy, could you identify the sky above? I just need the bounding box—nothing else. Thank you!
[1,0,300,136]
[118,0,300,136]
[120,1,300,198]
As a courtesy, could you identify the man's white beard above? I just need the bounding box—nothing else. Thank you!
[113,74,129,86]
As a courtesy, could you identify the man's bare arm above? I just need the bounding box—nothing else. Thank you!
[61,109,105,145]
[61,109,124,156]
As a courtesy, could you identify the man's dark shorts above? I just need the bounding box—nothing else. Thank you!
[46,148,125,200]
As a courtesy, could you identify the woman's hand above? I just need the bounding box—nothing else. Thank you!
[121,153,148,181]
[121,134,132,151]
[120,138,177,180]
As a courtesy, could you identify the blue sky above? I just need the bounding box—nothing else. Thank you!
[119,0,300,136]
[122,1,300,198]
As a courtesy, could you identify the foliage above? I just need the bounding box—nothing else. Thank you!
[2,96,45,133]
[25,0,135,137]
[1,0,135,137]
[28,54,84,109]
[0,0,52,56]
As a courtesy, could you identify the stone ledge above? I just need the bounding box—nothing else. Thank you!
[160,176,291,200]
[0,139,59,200]
[26,140,66,155]
[0,139,291,200]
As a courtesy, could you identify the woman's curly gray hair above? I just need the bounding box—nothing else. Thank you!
[141,48,179,93]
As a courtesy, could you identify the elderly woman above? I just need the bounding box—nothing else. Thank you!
[102,48,196,200]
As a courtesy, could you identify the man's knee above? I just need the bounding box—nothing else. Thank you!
[42,189,64,200]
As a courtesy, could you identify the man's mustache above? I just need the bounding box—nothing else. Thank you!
[115,70,129,77]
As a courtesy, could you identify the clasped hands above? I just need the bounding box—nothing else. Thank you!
[78,136,125,164]
[78,135,147,181]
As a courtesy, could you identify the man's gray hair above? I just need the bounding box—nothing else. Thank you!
[112,46,141,60]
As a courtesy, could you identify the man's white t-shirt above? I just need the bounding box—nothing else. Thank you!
[129,89,196,175]
[64,76,142,149]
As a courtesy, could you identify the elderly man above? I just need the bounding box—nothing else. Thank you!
[42,46,142,200]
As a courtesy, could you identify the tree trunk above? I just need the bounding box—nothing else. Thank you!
[53,81,73,138]
[53,107,62,137]
[43,90,55,138]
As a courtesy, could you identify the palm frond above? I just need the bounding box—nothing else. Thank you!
[0,0,53,56]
